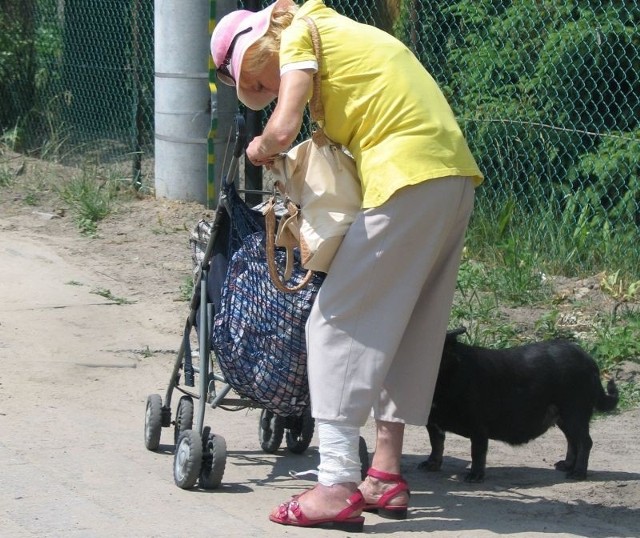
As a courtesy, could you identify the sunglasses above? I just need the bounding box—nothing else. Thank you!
[216,26,253,86]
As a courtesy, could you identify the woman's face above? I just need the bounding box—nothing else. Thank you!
[239,53,281,110]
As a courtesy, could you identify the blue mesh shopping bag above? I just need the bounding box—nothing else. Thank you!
[211,185,324,417]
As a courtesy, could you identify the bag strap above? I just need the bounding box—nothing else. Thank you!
[302,16,324,126]
[263,197,315,294]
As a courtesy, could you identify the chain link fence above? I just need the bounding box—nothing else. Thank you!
[1,1,639,276]
[1,0,154,184]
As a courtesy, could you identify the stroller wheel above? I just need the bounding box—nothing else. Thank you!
[144,394,163,451]
[174,430,202,489]
[285,408,315,454]
[359,436,370,480]
[258,409,284,453]
[199,426,227,490]
[174,396,194,445]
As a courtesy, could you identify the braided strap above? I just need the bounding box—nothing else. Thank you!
[302,16,325,127]
[263,197,314,294]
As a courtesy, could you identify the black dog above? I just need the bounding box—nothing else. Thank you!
[420,328,619,482]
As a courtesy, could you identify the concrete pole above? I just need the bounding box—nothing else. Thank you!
[154,0,210,203]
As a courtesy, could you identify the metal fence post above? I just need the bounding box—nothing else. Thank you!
[242,0,263,206]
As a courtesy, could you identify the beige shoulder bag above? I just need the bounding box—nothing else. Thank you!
[264,16,362,293]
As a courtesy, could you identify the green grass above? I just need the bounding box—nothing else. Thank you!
[90,287,135,305]
[467,193,640,282]
[54,165,140,235]
[151,216,188,236]
[179,275,195,302]
[586,310,640,371]
[0,164,13,187]
[616,382,640,410]
[58,171,117,235]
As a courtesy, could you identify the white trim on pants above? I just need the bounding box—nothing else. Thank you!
[306,176,475,426]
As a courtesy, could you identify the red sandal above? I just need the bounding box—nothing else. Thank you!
[269,490,366,532]
[362,468,410,520]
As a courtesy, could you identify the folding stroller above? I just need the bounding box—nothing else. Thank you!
[143,114,369,490]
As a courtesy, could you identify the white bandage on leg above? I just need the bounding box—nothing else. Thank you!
[317,420,361,485]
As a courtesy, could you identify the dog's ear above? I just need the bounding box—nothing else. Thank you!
[446,327,467,342]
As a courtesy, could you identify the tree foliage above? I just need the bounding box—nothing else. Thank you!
[0,0,37,136]
[0,0,62,149]
[394,0,639,223]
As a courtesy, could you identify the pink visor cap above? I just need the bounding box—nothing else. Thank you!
[210,2,277,110]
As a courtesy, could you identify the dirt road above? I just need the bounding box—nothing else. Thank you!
[1,194,639,538]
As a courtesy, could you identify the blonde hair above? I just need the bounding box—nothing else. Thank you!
[243,7,297,77]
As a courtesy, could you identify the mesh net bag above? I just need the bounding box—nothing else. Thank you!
[211,185,324,417]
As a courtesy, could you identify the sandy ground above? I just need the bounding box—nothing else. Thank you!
[1,180,639,537]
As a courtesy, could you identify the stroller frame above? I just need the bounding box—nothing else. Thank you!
[143,114,320,490]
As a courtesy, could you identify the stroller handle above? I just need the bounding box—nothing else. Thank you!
[225,113,247,187]
[232,114,246,159]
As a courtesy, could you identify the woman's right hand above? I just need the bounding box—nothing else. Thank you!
[246,136,277,167]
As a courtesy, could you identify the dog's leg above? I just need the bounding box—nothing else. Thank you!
[556,413,591,480]
[555,418,577,472]
[419,423,445,471]
[568,431,592,480]
[465,435,488,482]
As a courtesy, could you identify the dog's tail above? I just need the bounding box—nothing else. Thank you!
[596,378,619,413]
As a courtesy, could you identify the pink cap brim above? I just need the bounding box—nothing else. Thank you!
[210,2,277,110]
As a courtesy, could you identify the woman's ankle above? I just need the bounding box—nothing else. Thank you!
[315,482,359,501]
[359,474,409,506]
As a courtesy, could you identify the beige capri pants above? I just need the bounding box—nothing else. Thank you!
[306,176,475,426]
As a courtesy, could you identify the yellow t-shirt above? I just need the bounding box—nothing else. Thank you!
[280,0,483,208]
